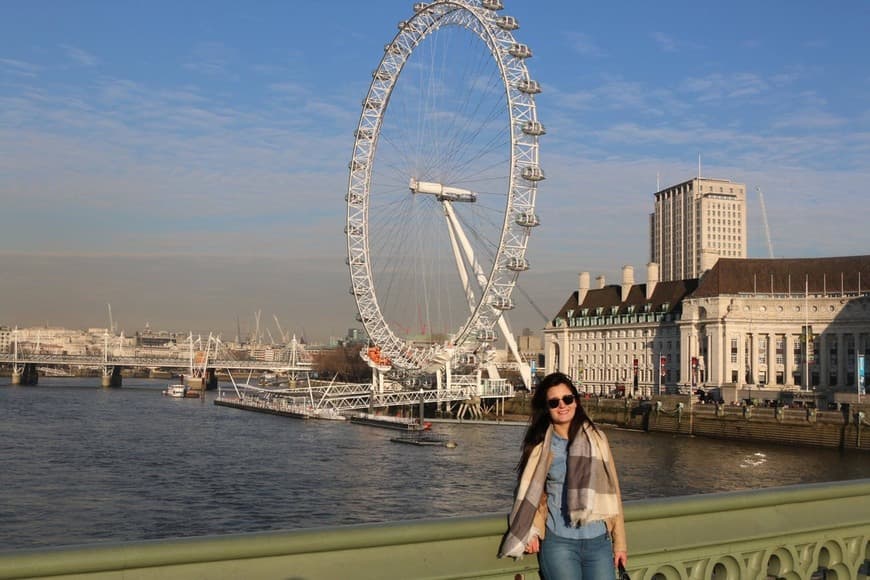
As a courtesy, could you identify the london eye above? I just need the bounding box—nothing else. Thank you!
[346,0,544,373]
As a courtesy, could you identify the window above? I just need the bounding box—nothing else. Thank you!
[775,336,784,365]
[730,338,738,363]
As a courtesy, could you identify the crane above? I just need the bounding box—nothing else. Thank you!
[273,315,290,344]
[107,304,115,335]
[756,187,774,258]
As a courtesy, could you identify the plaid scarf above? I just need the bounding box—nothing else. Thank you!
[498,423,620,559]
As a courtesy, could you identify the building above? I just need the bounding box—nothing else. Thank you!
[0,326,11,353]
[544,264,698,396]
[516,329,545,373]
[544,256,870,402]
[650,177,746,282]
[679,256,870,401]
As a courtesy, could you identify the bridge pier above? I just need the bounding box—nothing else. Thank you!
[11,364,38,386]
[101,366,122,388]
[206,368,218,390]
[184,374,205,390]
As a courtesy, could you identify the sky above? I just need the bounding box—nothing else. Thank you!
[2,0,869,343]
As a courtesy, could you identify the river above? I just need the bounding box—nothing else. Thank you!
[1,378,869,550]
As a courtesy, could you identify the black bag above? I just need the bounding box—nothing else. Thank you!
[617,563,631,580]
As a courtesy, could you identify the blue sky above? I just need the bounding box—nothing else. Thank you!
[2,0,869,341]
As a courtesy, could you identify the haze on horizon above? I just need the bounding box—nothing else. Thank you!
[2,1,869,343]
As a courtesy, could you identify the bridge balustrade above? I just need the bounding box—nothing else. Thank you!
[1,479,867,579]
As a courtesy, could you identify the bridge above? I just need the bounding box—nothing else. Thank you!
[1,478,867,579]
[1,352,514,417]
[0,329,314,389]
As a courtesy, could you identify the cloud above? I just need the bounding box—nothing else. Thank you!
[0,57,41,77]
[771,110,846,130]
[651,32,678,52]
[566,32,606,58]
[60,44,99,67]
[680,72,770,101]
[182,42,240,80]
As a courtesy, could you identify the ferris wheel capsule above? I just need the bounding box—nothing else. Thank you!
[509,43,532,59]
[522,120,546,136]
[517,79,542,94]
[515,211,540,227]
[496,16,519,30]
[521,165,545,181]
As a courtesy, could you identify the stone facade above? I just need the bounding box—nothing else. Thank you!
[545,256,870,400]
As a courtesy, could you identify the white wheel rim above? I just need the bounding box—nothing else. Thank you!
[346,0,542,370]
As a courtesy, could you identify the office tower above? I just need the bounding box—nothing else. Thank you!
[650,177,747,282]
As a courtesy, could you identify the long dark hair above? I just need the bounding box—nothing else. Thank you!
[516,372,595,477]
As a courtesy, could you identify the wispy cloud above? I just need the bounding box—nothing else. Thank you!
[0,57,41,77]
[771,110,846,130]
[182,42,239,80]
[60,44,99,67]
[651,32,678,52]
[566,32,606,58]
[680,72,770,101]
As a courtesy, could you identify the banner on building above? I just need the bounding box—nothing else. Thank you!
[802,325,815,364]
[660,356,667,377]
[859,354,866,396]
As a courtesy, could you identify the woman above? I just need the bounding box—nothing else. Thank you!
[498,372,627,579]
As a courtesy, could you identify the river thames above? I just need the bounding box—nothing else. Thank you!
[2,378,869,551]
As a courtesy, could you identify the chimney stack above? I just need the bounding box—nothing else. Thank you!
[621,265,634,302]
[646,262,659,299]
[578,272,590,305]
[596,275,606,289]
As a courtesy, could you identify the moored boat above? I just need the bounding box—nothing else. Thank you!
[348,412,430,431]
[390,432,457,447]
[163,384,188,398]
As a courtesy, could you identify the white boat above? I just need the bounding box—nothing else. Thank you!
[163,384,188,398]
[311,408,347,421]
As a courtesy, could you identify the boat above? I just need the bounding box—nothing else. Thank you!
[390,432,457,447]
[163,384,188,398]
[311,408,347,421]
[162,384,201,398]
[348,412,430,431]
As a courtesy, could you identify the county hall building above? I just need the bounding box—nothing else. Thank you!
[544,177,870,403]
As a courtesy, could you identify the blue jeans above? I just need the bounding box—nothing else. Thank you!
[538,531,614,580]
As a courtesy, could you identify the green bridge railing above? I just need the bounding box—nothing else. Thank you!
[1,479,868,580]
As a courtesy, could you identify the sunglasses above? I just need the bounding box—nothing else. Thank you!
[547,394,576,409]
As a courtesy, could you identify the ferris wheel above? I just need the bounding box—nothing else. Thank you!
[346,0,544,372]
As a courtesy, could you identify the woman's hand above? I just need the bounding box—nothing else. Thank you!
[524,536,540,554]
[614,550,627,570]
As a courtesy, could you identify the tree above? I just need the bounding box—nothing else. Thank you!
[314,345,371,381]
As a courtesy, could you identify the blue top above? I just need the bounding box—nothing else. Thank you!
[545,432,607,539]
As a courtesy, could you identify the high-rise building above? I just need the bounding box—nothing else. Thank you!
[650,177,747,282]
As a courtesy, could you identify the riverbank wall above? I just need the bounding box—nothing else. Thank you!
[594,396,869,451]
[504,395,870,450]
